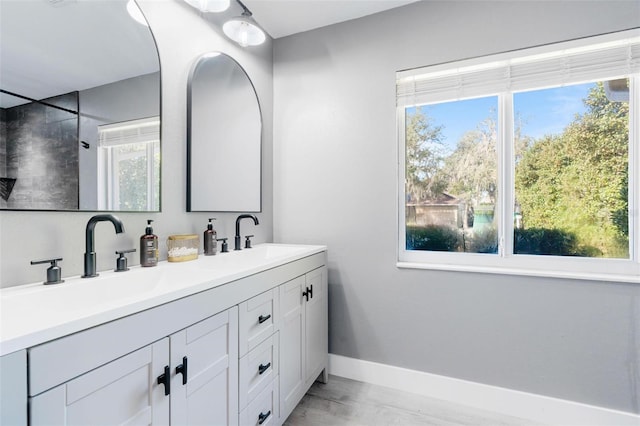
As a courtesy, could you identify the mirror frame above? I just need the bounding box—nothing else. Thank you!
[186,52,263,213]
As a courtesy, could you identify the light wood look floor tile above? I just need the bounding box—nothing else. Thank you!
[283,375,543,426]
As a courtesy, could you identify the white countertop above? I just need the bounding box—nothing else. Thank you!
[0,243,326,356]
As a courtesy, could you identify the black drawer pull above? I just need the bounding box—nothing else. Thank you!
[258,314,271,324]
[176,356,188,385]
[258,410,271,424]
[258,362,271,375]
[157,365,170,396]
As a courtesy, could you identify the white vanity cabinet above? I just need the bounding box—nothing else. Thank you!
[1,245,327,426]
[279,267,328,422]
[30,307,238,426]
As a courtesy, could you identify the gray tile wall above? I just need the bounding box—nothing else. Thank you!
[1,108,9,209]
[2,92,79,210]
[1,108,6,177]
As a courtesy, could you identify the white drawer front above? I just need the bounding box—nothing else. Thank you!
[239,332,279,409]
[239,288,279,357]
[239,378,279,426]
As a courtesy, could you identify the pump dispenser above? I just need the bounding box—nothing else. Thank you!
[140,219,158,267]
[203,218,217,256]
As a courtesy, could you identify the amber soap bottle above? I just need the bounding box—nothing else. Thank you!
[140,219,158,267]
[203,218,217,256]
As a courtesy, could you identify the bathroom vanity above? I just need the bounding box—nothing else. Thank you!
[0,244,328,426]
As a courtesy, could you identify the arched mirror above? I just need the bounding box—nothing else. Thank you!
[187,52,262,212]
[0,0,161,211]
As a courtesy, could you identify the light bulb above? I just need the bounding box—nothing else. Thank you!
[223,14,266,47]
[183,0,229,13]
[126,0,148,26]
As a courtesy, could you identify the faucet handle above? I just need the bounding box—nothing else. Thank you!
[244,235,254,249]
[216,238,229,253]
[115,249,136,272]
[31,258,65,285]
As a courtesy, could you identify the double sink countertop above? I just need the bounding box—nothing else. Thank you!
[0,244,326,356]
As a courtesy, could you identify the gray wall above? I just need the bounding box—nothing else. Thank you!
[0,0,273,287]
[273,0,640,414]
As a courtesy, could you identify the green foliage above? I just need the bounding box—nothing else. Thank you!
[406,225,498,253]
[405,109,447,202]
[514,228,600,256]
[441,117,497,206]
[514,82,629,258]
[406,225,461,252]
[467,226,498,254]
[116,143,161,211]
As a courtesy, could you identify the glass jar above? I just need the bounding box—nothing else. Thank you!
[167,234,199,262]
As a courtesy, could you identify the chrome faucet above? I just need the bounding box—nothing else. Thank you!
[235,214,259,250]
[83,214,125,278]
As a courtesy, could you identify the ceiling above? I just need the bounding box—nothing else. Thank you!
[242,0,420,39]
[0,0,158,108]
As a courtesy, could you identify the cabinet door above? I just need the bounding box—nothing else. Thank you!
[278,275,305,421]
[30,339,170,426]
[170,306,239,426]
[304,267,328,386]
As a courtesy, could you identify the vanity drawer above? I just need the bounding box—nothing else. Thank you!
[239,377,279,426]
[239,288,279,357]
[239,332,279,409]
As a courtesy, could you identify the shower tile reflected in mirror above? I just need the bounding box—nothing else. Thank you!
[1,92,79,210]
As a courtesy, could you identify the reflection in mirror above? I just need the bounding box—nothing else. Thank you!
[187,52,262,212]
[0,0,161,211]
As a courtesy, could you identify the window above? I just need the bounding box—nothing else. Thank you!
[397,30,640,281]
[98,117,160,211]
[405,96,499,254]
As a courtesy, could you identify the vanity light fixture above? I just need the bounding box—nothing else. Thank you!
[126,0,148,26]
[222,0,266,47]
[183,0,230,13]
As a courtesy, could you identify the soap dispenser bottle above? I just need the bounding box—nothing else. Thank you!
[203,218,217,256]
[140,219,158,267]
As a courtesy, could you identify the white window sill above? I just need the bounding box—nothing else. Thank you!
[396,262,640,284]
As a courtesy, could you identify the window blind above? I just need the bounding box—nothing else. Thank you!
[98,116,160,147]
[396,29,640,107]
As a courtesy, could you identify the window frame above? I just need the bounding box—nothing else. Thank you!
[397,30,640,283]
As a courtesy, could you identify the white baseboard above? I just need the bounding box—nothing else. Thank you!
[328,354,640,426]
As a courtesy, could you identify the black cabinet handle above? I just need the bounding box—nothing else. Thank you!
[258,314,271,324]
[258,410,271,425]
[258,362,271,375]
[303,285,313,301]
[176,356,188,385]
[157,365,170,395]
